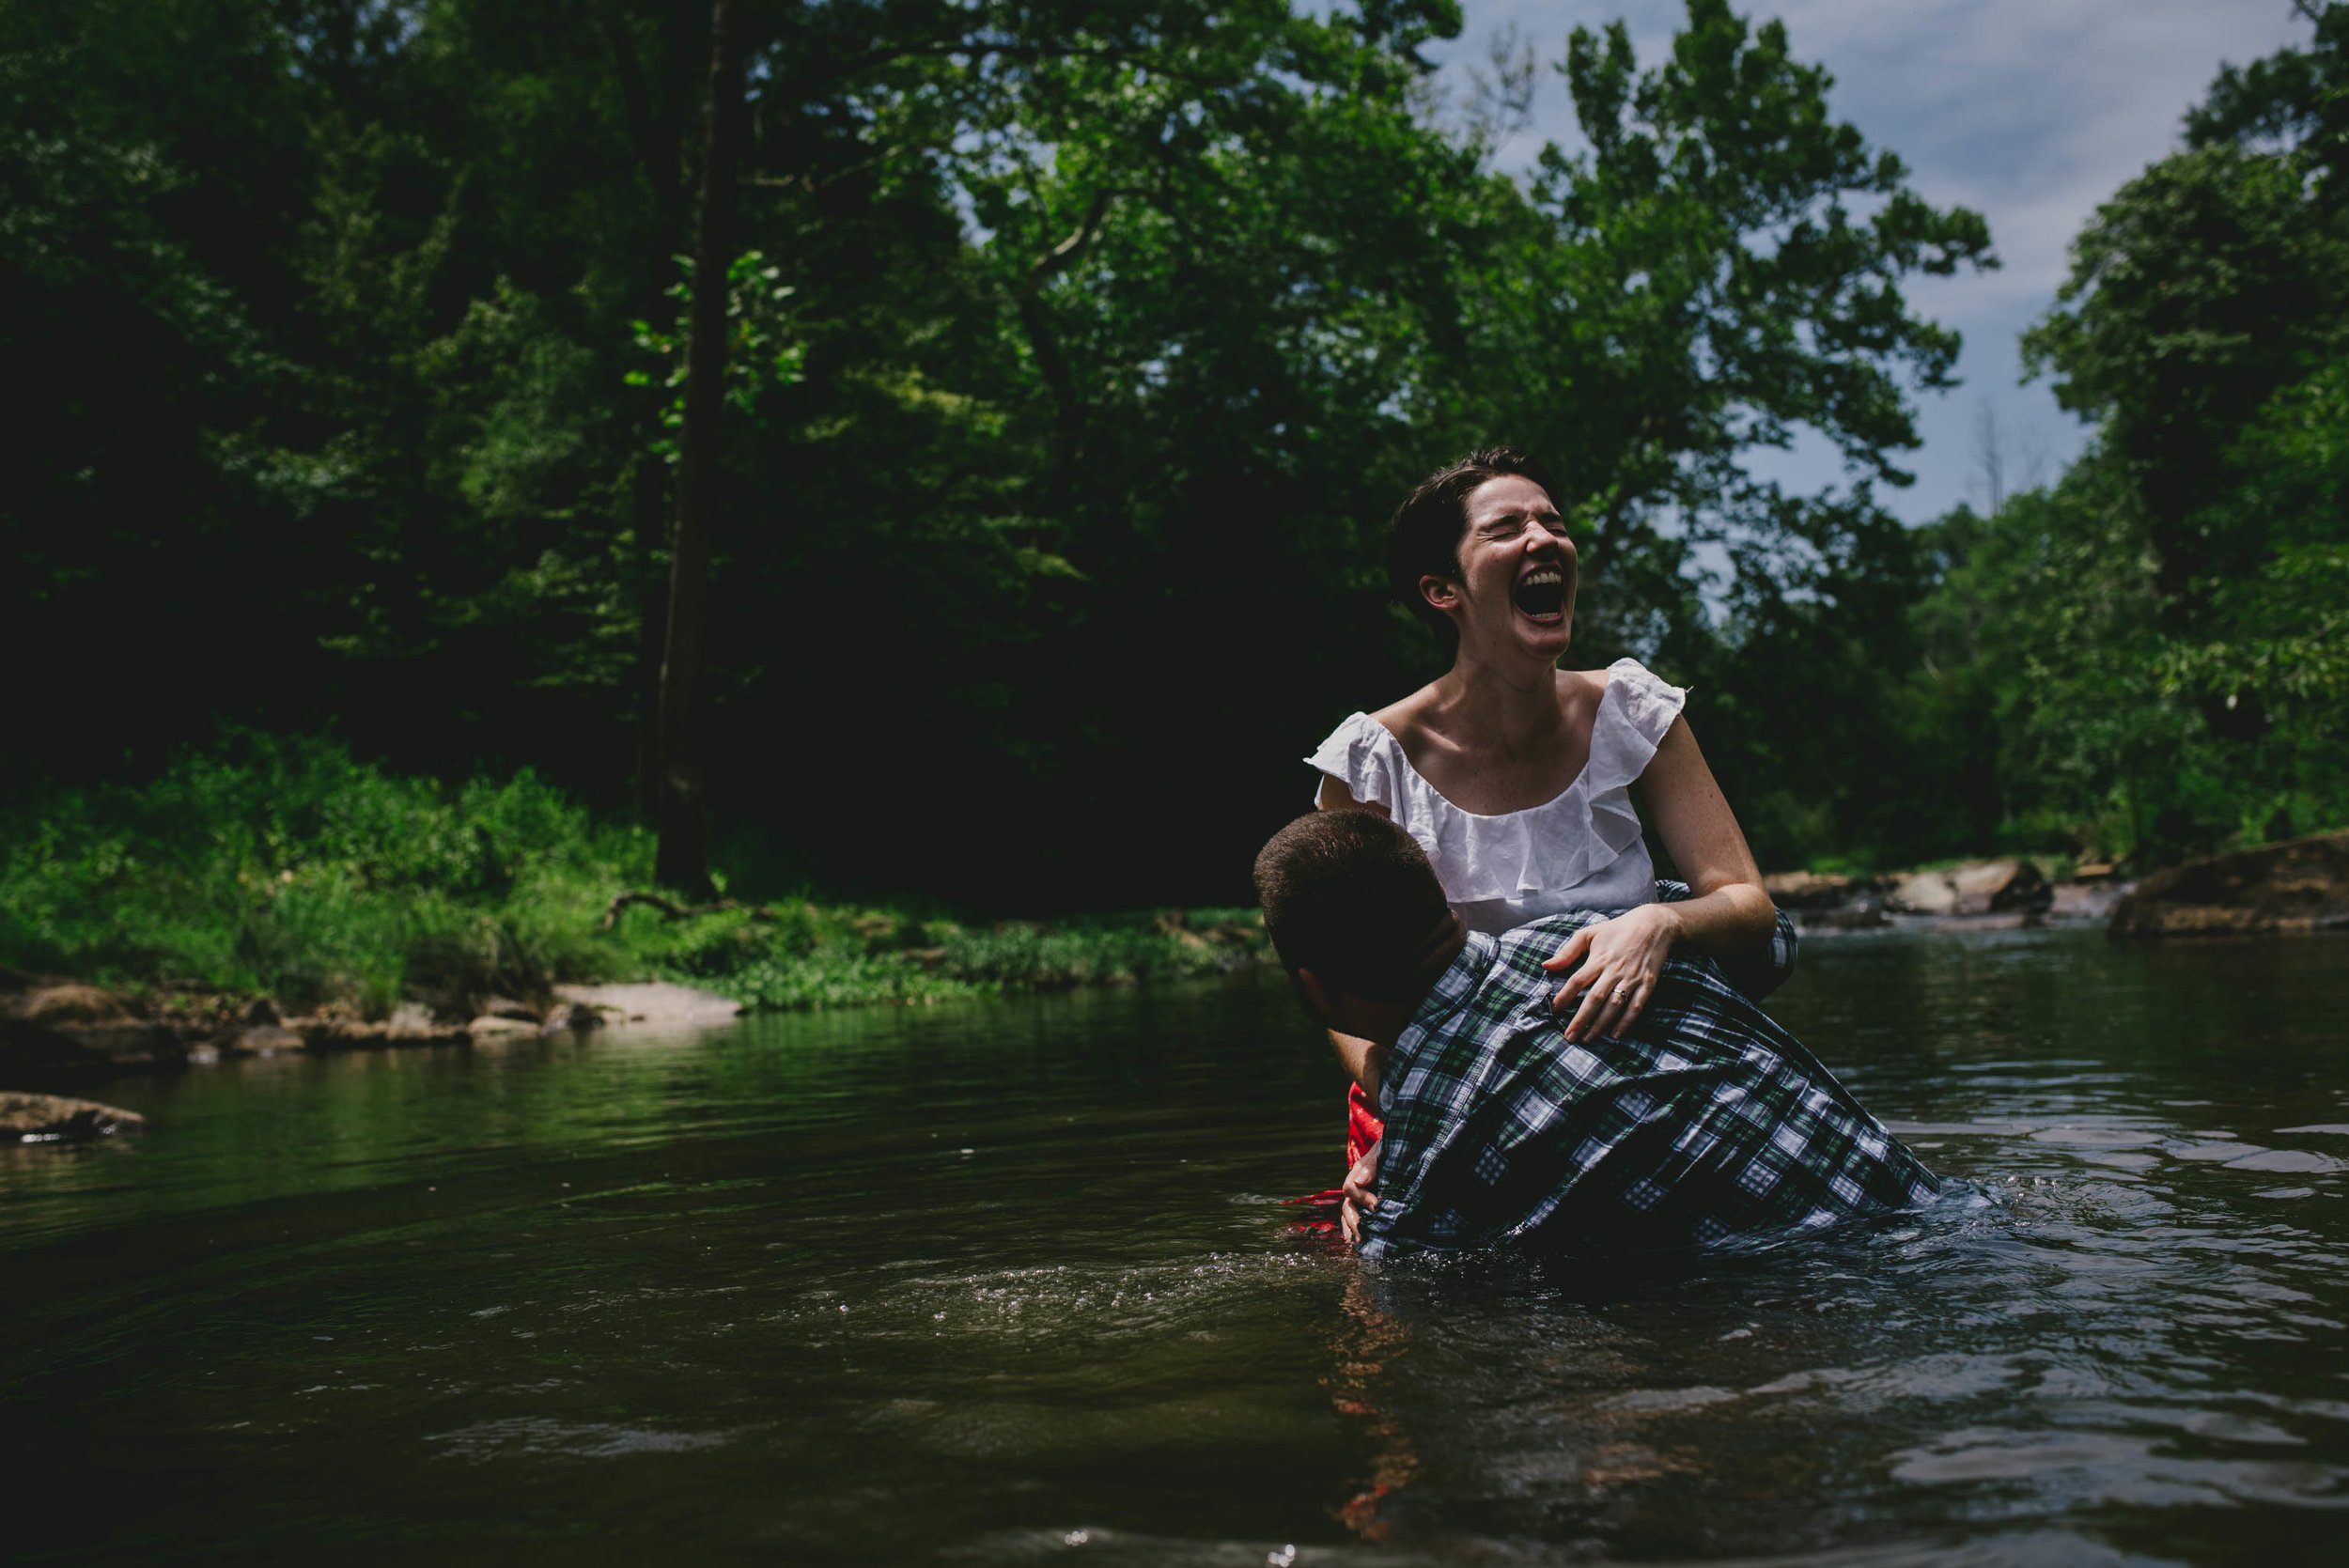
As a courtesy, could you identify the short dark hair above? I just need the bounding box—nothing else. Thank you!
[1384,446,1560,644]
[1253,811,1455,1003]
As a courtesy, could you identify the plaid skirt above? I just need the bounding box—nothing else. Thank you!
[1309,881,1800,1190]
[1353,913,1937,1257]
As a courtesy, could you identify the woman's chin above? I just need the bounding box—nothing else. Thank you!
[1514,613,1572,655]
[1460,613,1573,666]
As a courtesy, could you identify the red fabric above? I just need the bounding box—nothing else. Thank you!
[1346,1081,1386,1167]
[1286,1085,1390,1225]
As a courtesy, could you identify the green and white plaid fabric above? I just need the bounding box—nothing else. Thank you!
[1359,913,1937,1259]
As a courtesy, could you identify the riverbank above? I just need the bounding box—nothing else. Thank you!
[1763,856,2133,934]
[1,890,1274,1081]
[9,738,2340,1106]
[1766,831,2349,939]
[1,737,1273,1095]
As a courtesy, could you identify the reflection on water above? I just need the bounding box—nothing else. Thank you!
[4,929,2347,1563]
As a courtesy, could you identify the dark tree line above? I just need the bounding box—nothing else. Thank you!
[3,0,2336,908]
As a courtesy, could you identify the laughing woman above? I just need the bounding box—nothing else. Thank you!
[1304,447,1795,1241]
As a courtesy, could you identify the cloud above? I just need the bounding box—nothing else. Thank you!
[1433,0,2312,519]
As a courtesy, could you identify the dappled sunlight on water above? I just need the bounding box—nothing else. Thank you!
[4,929,2347,1562]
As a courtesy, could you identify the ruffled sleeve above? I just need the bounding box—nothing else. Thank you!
[1598,658,1686,757]
[1581,658,1688,873]
[1303,712,1407,812]
[1300,666,1686,913]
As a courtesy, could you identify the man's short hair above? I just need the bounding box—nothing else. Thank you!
[1253,811,1454,1003]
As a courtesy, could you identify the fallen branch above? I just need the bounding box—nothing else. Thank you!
[600,891,778,930]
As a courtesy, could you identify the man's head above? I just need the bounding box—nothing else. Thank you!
[1253,810,1465,1028]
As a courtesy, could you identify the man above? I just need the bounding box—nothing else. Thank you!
[1254,810,1938,1259]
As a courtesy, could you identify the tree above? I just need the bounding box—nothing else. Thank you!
[1487,0,1994,618]
[0,0,2018,902]
[2015,1,2349,850]
[652,0,748,897]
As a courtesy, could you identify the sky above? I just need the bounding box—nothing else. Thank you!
[1426,0,2314,524]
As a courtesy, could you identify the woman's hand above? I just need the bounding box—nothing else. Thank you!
[1541,904,1684,1043]
[1340,1138,1381,1247]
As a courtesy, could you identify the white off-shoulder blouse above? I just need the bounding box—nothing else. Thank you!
[1303,658,1687,936]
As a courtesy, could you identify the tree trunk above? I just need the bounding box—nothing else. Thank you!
[652,0,745,897]
[1013,189,1123,520]
[629,451,667,820]
[607,8,697,822]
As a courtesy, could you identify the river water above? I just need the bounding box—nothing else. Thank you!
[6,929,2347,1564]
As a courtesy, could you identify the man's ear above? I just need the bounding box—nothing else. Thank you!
[1419,574,1459,614]
[1294,965,1341,1024]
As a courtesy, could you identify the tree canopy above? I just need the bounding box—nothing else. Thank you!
[5,0,2336,906]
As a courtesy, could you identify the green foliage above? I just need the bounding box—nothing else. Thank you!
[16,0,2330,908]
[1908,460,2188,858]
[0,737,1268,1013]
[627,249,805,462]
[1675,0,2346,872]
[2165,361,2349,719]
[0,734,645,1010]
[1,0,2002,906]
[1537,2,1990,489]
[1977,3,2349,859]
[2022,140,2344,598]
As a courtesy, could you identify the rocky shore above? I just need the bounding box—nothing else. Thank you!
[2109,831,2349,938]
[1765,830,2349,939]
[1762,858,2128,934]
[8,834,2341,1136]
[2,1091,147,1142]
[1,969,744,1137]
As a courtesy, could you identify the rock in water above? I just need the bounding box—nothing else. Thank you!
[283,1007,468,1049]
[2110,831,2349,938]
[1886,860,2050,917]
[232,1025,307,1056]
[1954,859,2050,915]
[1885,868,1958,914]
[1761,871,1876,911]
[384,1004,469,1045]
[2049,880,2129,922]
[1805,903,1890,931]
[2,1092,145,1142]
[550,982,742,1031]
[0,979,185,1079]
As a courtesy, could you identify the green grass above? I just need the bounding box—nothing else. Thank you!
[0,733,1268,1016]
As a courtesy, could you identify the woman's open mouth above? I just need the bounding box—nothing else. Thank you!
[1513,567,1567,625]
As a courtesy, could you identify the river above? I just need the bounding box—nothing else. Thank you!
[6,927,2346,1563]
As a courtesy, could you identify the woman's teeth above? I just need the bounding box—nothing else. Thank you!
[1513,568,1566,621]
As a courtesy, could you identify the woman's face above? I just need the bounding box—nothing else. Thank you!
[1426,474,1577,663]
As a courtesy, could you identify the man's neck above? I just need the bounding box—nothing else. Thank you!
[1334,998,1419,1051]
[1330,922,1470,1048]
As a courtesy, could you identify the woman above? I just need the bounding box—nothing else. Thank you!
[1304,447,1788,1241]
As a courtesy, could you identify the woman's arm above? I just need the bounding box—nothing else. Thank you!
[1630,715,1775,955]
[1544,715,1776,1042]
[1315,774,1389,818]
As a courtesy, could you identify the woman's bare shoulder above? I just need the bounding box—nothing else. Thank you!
[1552,665,1613,720]
[1368,682,1443,740]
